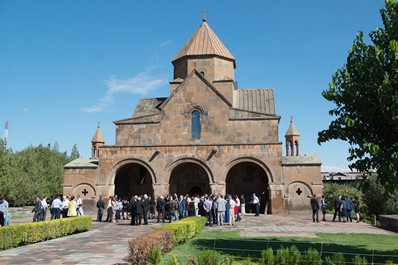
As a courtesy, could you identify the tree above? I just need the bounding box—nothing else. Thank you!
[69,144,79,160]
[318,0,398,188]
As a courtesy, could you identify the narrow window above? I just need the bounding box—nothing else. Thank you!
[192,110,201,139]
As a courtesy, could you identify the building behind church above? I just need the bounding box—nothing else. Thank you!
[64,19,323,214]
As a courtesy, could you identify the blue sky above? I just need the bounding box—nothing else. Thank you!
[0,1,386,172]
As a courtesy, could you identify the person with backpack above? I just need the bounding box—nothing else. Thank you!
[345,196,354,222]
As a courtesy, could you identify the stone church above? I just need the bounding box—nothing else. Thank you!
[64,19,323,214]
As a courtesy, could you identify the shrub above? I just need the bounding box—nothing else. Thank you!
[197,250,222,265]
[127,229,174,265]
[168,255,179,265]
[302,247,322,265]
[156,217,206,245]
[352,255,368,265]
[325,252,346,265]
[0,216,92,250]
[275,246,290,265]
[261,248,274,265]
[148,246,162,265]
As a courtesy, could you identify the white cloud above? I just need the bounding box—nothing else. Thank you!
[80,67,167,113]
[160,40,172,46]
[21,108,29,112]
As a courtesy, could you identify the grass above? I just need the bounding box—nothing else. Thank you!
[160,230,398,264]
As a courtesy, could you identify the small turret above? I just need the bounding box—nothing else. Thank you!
[285,118,300,156]
[91,123,105,159]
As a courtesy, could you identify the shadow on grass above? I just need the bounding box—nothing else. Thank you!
[192,238,398,264]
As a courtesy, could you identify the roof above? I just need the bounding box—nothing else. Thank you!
[282,155,322,165]
[233,89,276,115]
[91,126,105,143]
[64,158,99,169]
[132,98,166,118]
[285,120,300,136]
[173,19,236,67]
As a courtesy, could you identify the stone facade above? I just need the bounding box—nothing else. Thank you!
[64,19,323,214]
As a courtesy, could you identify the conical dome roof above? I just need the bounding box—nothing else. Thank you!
[173,19,236,67]
[285,120,300,136]
[91,125,105,143]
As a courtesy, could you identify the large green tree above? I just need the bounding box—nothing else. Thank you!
[318,0,398,188]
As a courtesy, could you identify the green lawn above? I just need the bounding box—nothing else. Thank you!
[160,230,398,264]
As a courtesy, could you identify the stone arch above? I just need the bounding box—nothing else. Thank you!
[109,158,156,198]
[225,157,272,214]
[286,181,313,212]
[72,183,96,198]
[167,157,213,196]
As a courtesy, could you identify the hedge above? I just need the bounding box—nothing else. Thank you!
[0,216,92,250]
[155,216,207,244]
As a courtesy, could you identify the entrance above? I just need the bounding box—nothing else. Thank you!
[169,162,210,196]
[226,162,270,214]
[114,163,153,199]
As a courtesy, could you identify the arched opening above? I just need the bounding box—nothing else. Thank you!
[226,162,270,214]
[169,162,210,196]
[114,163,153,199]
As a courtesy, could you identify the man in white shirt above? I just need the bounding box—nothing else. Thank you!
[62,196,70,218]
[51,196,62,219]
[252,193,260,216]
[194,195,200,216]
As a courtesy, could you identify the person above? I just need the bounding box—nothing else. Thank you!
[149,196,155,219]
[111,196,117,223]
[51,195,63,220]
[212,195,218,225]
[198,196,206,217]
[122,197,130,220]
[354,197,361,223]
[228,195,236,225]
[260,191,268,214]
[96,196,105,222]
[0,196,9,226]
[62,196,70,218]
[76,195,84,216]
[188,196,196,217]
[130,195,138,225]
[115,197,122,221]
[157,195,166,223]
[41,197,48,221]
[346,196,354,222]
[67,196,77,217]
[252,193,260,216]
[203,196,213,227]
[169,195,178,223]
[234,195,241,221]
[216,194,226,226]
[178,195,186,219]
[194,195,200,216]
[340,196,347,223]
[310,194,320,223]
[135,196,143,225]
[240,194,246,216]
[321,195,327,221]
[106,196,113,222]
[333,196,342,222]
[32,196,43,222]
[142,194,149,225]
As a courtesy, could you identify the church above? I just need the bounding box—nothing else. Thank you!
[63,18,323,214]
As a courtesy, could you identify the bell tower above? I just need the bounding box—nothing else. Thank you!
[91,123,105,159]
[285,118,300,156]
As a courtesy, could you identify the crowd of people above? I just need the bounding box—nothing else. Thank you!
[310,194,361,223]
[31,194,85,222]
[95,193,263,226]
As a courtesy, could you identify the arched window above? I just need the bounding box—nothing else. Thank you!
[192,110,201,139]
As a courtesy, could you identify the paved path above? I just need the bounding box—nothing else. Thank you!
[0,214,396,265]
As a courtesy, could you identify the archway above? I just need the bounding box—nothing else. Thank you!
[169,162,211,196]
[226,162,270,214]
[114,163,154,199]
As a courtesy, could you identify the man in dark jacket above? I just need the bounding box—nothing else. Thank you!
[157,195,166,223]
[130,196,138,225]
[333,195,342,222]
[142,194,149,225]
[135,196,143,225]
[96,196,105,222]
[32,196,43,222]
[310,194,320,223]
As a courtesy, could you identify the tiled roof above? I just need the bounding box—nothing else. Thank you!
[64,158,99,168]
[285,120,300,136]
[132,98,166,118]
[233,89,276,115]
[173,19,235,65]
[282,155,322,165]
[91,126,105,143]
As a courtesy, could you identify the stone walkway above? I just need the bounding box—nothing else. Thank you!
[0,214,396,265]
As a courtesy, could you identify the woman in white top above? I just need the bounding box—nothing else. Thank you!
[228,196,236,226]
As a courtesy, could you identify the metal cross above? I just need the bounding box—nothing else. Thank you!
[202,8,208,20]
[82,189,89,196]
